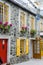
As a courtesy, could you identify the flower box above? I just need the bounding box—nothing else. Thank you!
[20,26,27,37]
[0,22,12,34]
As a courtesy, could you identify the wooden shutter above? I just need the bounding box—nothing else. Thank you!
[3,4,9,22]
[16,39,20,56]
[25,39,29,54]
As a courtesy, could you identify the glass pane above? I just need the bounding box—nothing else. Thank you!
[37,41,40,53]
[0,4,3,22]
[4,5,9,22]
[20,12,26,29]
[34,42,37,53]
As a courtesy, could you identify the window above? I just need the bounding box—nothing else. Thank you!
[40,19,43,32]
[33,41,40,54]
[0,2,9,22]
[0,2,3,22]
[30,15,35,30]
[3,4,9,22]
[16,39,29,56]
[20,11,26,30]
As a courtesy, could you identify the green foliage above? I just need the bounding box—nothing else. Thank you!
[20,26,27,34]
[30,29,36,36]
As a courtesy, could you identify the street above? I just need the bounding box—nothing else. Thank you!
[14,59,43,65]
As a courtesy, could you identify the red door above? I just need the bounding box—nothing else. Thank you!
[0,39,8,64]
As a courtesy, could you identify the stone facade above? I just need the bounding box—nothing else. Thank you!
[9,4,29,64]
[0,0,38,64]
[0,1,29,64]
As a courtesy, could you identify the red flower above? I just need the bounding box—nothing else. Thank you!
[10,24,12,27]
[4,22,8,26]
[25,26,27,30]
[0,21,2,24]
[22,26,24,29]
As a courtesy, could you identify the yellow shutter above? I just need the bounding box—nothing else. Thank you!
[16,39,20,56]
[25,39,29,54]
[40,40,43,56]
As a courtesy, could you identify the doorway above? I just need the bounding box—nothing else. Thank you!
[0,39,8,64]
[32,40,41,59]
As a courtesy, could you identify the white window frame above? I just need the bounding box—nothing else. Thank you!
[19,9,27,31]
[0,1,11,24]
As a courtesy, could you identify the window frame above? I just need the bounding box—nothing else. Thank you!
[0,2,10,23]
[19,10,27,31]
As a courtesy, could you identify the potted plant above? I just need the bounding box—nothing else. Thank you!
[30,29,36,37]
[20,26,27,36]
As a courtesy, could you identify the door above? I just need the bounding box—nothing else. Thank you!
[0,39,8,64]
[33,40,41,59]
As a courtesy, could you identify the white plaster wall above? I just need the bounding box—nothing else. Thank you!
[29,39,33,59]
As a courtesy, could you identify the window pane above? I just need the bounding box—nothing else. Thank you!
[0,3,3,22]
[20,11,26,30]
[37,41,40,53]
[4,4,9,22]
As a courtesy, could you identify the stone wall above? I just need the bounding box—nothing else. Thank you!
[1,0,29,64]
[9,3,29,64]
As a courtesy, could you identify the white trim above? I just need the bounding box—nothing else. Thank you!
[7,36,11,63]
[0,35,11,64]
[29,38,36,40]
[18,37,28,39]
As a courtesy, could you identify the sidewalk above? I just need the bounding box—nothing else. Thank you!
[14,59,43,65]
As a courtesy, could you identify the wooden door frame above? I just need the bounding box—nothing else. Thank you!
[32,40,41,59]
